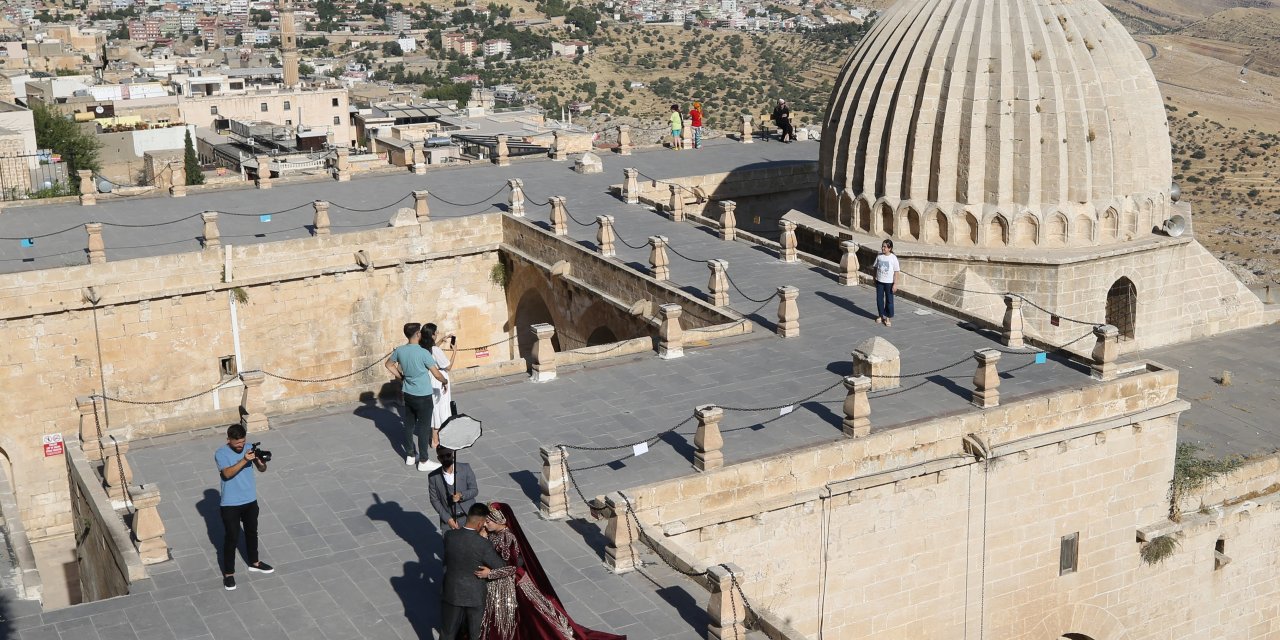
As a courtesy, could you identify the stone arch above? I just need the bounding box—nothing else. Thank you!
[823,185,839,224]
[839,190,857,229]
[960,211,979,246]
[1106,277,1137,340]
[586,325,619,346]
[1048,212,1069,246]
[1138,198,1154,235]
[1120,201,1138,240]
[902,207,921,241]
[877,202,895,237]
[987,214,1009,247]
[1012,213,1039,248]
[1101,207,1119,241]
[1074,215,1094,245]
[513,287,561,360]
[1032,604,1131,640]
[925,208,950,245]
[856,198,872,232]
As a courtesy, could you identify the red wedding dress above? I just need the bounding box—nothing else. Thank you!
[479,503,626,640]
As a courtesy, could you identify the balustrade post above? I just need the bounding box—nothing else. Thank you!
[841,376,872,437]
[255,155,272,189]
[668,184,685,222]
[100,428,133,506]
[971,349,1002,408]
[86,223,106,264]
[839,240,860,286]
[530,324,557,382]
[596,215,616,258]
[779,220,798,263]
[616,124,633,155]
[740,115,754,144]
[334,147,351,182]
[131,485,169,564]
[1002,294,1025,348]
[693,404,724,471]
[312,200,331,236]
[538,446,569,520]
[507,179,525,217]
[604,492,637,573]
[413,190,431,223]
[201,211,221,249]
[707,563,748,640]
[1090,324,1120,381]
[718,200,737,241]
[622,168,639,205]
[657,303,684,360]
[649,235,670,281]
[550,196,568,236]
[76,396,102,461]
[707,260,729,307]
[776,285,799,337]
[494,134,511,167]
[411,141,427,174]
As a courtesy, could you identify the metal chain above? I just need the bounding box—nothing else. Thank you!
[458,335,516,352]
[560,204,596,227]
[329,193,411,213]
[219,201,315,218]
[897,270,1097,327]
[718,377,844,412]
[95,378,233,406]
[91,398,104,441]
[109,434,134,514]
[725,272,776,303]
[665,242,710,264]
[257,350,392,383]
[428,184,509,208]
[558,415,696,453]
[613,230,649,251]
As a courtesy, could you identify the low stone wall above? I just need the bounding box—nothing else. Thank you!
[615,162,817,207]
[66,447,146,603]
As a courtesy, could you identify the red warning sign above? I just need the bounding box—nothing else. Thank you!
[43,433,64,457]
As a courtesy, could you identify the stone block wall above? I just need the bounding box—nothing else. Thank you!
[67,447,145,603]
[619,162,818,206]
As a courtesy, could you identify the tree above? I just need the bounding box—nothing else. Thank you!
[298,62,315,77]
[31,102,100,192]
[183,129,204,186]
[382,41,404,56]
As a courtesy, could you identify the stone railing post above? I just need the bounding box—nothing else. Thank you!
[551,130,567,161]
[779,220,798,263]
[494,134,511,166]
[839,241,860,286]
[649,235,670,281]
[657,303,684,360]
[693,404,724,471]
[507,178,525,217]
[530,323,557,382]
[549,196,568,235]
[707,563,748,640]
[622,168,639,204]
[76,396,103,461]
[616,124,633,155]
[86,223,106,264]
[78,170,97,206]
[411,141,427,174]
[334,147,351,182]
[596,215,616,258]
[604,492,637,573]
[312,200,331,236]
[971,348,1001,408]
[707,259,729,307]
[718,200,737,241]
[776,285,799,337]
[1090,324,1120,381]
[668,184,685,222]
[255,155,272,189]
[538,446,569,520]
[681,125,693,149]
[201,211,221,249]
[413,190,431,223]
[841,375,872,437]
[131,485,169,564]
[100,429,133,505]
[740,115,754,144]
[169,160,187,197]
[1002,294,1025,348]
[239,370,269,432]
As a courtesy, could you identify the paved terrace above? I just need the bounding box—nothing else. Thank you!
[4,138,1274,639]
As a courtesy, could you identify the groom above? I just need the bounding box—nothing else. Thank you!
[441,503,507,639]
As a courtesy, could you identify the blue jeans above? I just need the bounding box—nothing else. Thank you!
[876,281,895,319]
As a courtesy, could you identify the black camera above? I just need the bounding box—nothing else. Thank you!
[250,442,273,463]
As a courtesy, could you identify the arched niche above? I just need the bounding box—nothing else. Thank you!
[1013,214,1039,248]
[878,203,895,237]
[1048,213,1068,246]
[988,214,1009,247]
[1105,277,1137,340]
[925,209,949,245]
[961,211,979,246]
[838,189,854,229]
[903,207,921,241]
[586,325,619,346]
[1102,208,1119,241]
[514,289,561,360]
[1074,215,1094,245]
[857,198,872,232]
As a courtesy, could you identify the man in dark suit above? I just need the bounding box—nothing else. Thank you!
[441,503,507,640]
[429,447,479,531]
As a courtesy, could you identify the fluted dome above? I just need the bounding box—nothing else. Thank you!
[818,0,1174,248]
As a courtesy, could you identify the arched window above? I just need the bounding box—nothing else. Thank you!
[1106,277,1137,340]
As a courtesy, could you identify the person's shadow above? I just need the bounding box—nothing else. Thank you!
[367,493,442,639]
[355,389,409,460]
[197,488,258,577]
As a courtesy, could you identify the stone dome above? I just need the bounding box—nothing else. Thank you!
[818,0,1174,249]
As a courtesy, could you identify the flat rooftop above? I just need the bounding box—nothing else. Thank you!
[2,138,1277,639]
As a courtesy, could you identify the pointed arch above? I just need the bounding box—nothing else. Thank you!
[1048,213,1068,246]
[903,207,921,241]
[1013,213,1039,248]
[960,211,979,247]
[839,189,857,229]
[823,185,840,225]
[1073,215,1094,245]
[925,208,950,245]
[1101,208,1119,241]
[987,214,1009,247]
[857,197,872,233]
[1106,277,1137,340]
[878,202,895,237]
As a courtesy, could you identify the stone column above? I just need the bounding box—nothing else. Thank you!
[779,220,798,263]
[169,160,188,197]
[707,260,729,307]
[413,141,429,174]
[707,563,748,640]
[719,201,737,241]
[239,370,269,432]
[616,124,633,155]
[494,134,511,166]
[971,349,1001,408]
[776,285,799,338]
[839,241,860,286]
[255,155,272,189]
[596,215,616,258]
[657,303,684,360]
[549,196,568,236]
[78,170,96,206]
[85,223,106,264]
[334,147,351,182]
[693,404,724,471]
[1090,324,1120,381]
[76,396,102,461]
[649,236,670,281]
[668,184,685,222]
[507,178,525,217]
[131,485,169,564]
[530,324,557,382]
[312,200,331,236]
[538,446,569,520]
[1001,294,1025,348]
[413,190,431,223]
[740,115,754,144]
[551,130,567,161]
[201,211,221,249]
[100,429,133,504]
[604,492,637,573]
[841,375,872,437]
[622,168,639,204]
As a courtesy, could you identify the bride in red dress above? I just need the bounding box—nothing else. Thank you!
[477,502,626,640]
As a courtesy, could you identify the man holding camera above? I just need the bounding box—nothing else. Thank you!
[215,423,274,591]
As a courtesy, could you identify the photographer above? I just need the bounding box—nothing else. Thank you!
[215,424,274,591]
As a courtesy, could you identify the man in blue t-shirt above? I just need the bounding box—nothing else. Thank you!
[215,423,273,591]
[386,322,449,471]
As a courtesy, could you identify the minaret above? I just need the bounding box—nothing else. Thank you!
[280,0,299,87]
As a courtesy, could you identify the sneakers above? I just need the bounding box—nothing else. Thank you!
[223,575,236,591]
[884,319,892,327]
[405,455,416,466]
[418,460,442,472]
[248,561,275,574]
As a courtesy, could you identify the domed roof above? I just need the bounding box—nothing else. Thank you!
[819,0,1173,247]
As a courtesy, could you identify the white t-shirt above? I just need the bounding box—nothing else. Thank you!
[874,253,900,284]
[429,345,451,390]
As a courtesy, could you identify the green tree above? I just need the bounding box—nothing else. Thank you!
[183,129,204,185]
[298,62,315,76]
[31,102,100,192]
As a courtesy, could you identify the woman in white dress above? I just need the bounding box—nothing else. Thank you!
[421,323,457,431]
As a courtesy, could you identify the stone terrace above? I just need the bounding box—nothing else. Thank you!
[7,138,1271,639]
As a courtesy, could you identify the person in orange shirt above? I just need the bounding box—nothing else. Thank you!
[689,102,704,149]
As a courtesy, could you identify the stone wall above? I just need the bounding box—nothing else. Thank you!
[67,447,145,603]
[616,162,817,209]
[623,364,1280,639]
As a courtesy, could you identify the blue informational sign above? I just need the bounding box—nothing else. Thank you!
[259,214,272,222]
[21,238,34,247]
[1035,352,1047,364]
